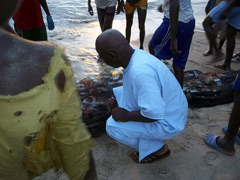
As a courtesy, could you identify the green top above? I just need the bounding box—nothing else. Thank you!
[0,45,94,180]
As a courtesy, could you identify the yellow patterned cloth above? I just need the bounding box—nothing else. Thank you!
[0,45,94,180]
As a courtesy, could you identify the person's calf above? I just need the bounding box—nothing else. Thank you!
[172,64,184,88]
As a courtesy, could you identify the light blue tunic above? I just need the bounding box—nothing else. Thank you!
[106,49,188,161]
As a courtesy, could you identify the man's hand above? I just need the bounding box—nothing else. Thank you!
[158,4,164,13]
[170,39,181,56]
[88,5,94,16]
[112,107,129,122]
[106,97,118,113]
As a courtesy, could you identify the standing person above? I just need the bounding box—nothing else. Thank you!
[125,0,147,49]
[148,0,195,88]
[88,0,124,32]
[95,29,188,163]
[203,0,226,57]
[12,0,54,41]
[0,0,96,179]
[202,0,240,70]
[205,71,240,155]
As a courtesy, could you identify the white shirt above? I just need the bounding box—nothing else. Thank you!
[95,0,117,9]
[163,0,194,23]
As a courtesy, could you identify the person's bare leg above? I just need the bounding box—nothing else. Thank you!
[218,38,225,51]
[102,6,115,31]
[148,43,155,55]
[217,91,240,153]
[126,13,134,43]
[137,7,147,49]
[172,64,184,88]
[202,16,222,61]
[214,24,237,70]
[97,8,105,31]
[203,44,213,56]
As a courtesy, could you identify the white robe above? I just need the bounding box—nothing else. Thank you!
[106,49,188,161]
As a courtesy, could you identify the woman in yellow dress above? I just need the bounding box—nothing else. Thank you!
[0,0,96,179]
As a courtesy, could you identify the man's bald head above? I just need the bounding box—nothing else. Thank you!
[95,29,133,68]
[96,29,128,56]
[0,0,21,25]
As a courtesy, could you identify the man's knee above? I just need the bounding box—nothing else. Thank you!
[202,16,213,29]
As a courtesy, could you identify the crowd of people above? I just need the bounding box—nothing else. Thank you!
[0,0,239,179]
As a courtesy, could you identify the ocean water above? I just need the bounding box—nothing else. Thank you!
[44,0,207,81]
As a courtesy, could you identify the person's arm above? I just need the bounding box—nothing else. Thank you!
[111,107,157,122]
[169,0,181,55]
[40,0,51,16]
[40,0,54,30]
[88,0,94,16]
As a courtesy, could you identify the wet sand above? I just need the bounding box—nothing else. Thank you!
[35,31,240,180]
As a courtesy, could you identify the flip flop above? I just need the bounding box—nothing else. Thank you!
[130,149,171,164]
[222,126,240,145]
[205,133,235,156]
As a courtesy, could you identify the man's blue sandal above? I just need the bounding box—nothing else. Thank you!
[205,133,235,156]
[222,126,240,145]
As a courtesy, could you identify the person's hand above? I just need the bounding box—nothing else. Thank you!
[158,5,164,13]
[88,5,94,16]
[46,15,55,30]
[112,107,129,122]
[116,1,125,14]
[106,97,118,113]
[170,38,181,56]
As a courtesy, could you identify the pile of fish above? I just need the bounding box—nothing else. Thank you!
[77,64,238,136]
[183,70,238,108]
[77,64,123,136]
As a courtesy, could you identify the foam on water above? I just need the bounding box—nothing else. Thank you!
[13,0,207,81]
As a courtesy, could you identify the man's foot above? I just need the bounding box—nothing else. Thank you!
[130,144,170,164]
[205,133,236,156]
[203,50,213,56]
[214,64,231,71]
[211,51,224,62]
[232,52,240,59]
[222,126,240,145]
[139,45,144,50]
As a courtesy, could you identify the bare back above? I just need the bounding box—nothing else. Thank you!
[0,29,54,95]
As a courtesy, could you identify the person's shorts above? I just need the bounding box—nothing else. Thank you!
[14,24,48,41]
[209,1,240,30]
[149,17,195,69]
[125,0,147,14]
[233,71,240,91]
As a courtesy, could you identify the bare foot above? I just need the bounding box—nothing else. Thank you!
[202,50,213,56]
[214,64,231,71]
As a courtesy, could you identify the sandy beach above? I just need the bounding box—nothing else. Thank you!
[34,31,240,180]
[91,31,240,180]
